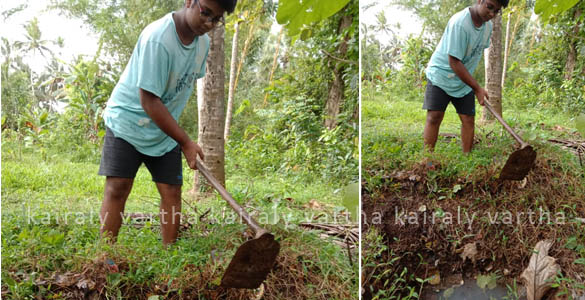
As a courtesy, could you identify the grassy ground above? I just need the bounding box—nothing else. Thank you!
[361,82,585,299]
[1,140,358,299]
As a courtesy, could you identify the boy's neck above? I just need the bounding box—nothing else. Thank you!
[173,10,196,45]
[469,6,484,28]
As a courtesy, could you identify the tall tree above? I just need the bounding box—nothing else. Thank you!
[233,22,257,91]
[502,10,512,88]
[16,18,53,100]
[224,0,267,142]
[324,13,353,129]
[483,13,503,121]
[195,25,227,190]
[262,28,284,106]
[224,21,239,142]
[564,7,582,80]
[18,18,52,58]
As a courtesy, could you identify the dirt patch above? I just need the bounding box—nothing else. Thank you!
[362,155,585,298]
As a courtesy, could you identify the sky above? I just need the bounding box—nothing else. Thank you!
[360,0,423,44]
[0,0,100,73]
[0,0,422,72]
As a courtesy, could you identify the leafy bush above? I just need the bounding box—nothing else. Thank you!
[58,58,117,143]
[228,92,357,185]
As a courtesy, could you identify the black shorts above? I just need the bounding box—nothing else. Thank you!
[423,81,476,116]
[98,127,183,185]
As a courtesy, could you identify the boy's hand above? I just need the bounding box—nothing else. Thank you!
[181,140,204,170]
[475,87,488,106]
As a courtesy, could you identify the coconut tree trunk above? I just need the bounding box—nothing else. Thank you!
[224,22,239,142]
[194,25,226,190]
[501,12,511,89]
[483,12,503,122]
[324,14,352,130]
[191,78,205,196]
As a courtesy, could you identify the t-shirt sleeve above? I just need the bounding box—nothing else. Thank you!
[443,22,468,61]
[136,41,170,98]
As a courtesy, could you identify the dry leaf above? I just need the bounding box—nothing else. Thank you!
[76,278,96,290]
[392,171,408,180]
[54,272,77,287]
[304,199,322,209]
[252,283,265,300]
[460,242,478,263]
[521,240,561,300]
[520,177,528,188]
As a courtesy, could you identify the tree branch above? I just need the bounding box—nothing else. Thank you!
[321,49,357,65]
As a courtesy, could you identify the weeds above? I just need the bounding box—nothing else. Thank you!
[1,142,357,299]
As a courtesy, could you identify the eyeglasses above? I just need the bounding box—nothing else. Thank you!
[195,0,225,26]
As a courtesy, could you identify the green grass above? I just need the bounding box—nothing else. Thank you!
[362,82,582,176]
[1,140,357,299]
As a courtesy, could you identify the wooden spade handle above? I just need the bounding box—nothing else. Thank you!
[484,99,528,148]
[195,160,268,238]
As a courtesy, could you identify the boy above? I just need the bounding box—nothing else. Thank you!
[423,0,508,153]
[98,0,237,245]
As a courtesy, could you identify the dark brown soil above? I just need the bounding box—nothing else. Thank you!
[362,155,585,298]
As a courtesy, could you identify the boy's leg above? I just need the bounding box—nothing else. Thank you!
[459,114,475,153]
[453,91,476,153]
[143,145,183,245]
[424,111,445,151]
[156,183,182,245]
[422,81,449,152]
[100,177,134,242]
[98,127,143,242]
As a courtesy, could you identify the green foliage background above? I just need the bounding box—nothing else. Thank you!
[1,0,359,297]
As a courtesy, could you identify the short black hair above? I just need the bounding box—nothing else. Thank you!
[189,0,237,14]
[496,0,509,8]
[214,0,237,14]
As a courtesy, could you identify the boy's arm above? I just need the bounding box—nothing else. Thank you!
[140,88,204,169]
[448,55,488,106]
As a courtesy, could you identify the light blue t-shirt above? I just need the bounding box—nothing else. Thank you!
[103,12,209,156]
[425,7,492,97]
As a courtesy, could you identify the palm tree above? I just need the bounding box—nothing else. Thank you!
[19,17,53,58]
[14,18,54,101]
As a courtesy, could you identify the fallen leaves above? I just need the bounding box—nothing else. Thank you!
[303,199,322,209]
[521,240,561,300]
[251,283,265,300]
[389,170,421,182]
[460,242,478,264]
